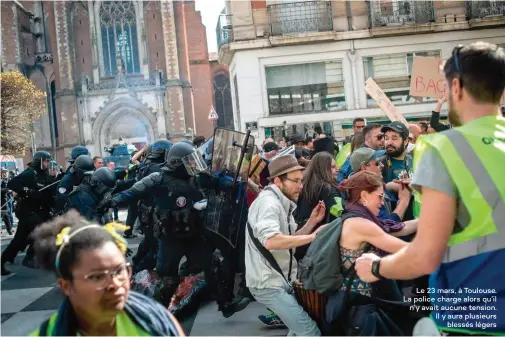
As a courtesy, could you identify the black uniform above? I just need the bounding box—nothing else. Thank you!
[54,154,95,212]
[1,152,57,275]
[67,167,117,224]
[107,142,249,317]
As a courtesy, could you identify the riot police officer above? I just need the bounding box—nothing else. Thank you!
[1,151,57,275]
[130,139,172,271]
[104,142,249,317]
[66,167,117,224]
[54,145,90,211]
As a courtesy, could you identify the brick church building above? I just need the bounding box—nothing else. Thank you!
[1,1,215,166]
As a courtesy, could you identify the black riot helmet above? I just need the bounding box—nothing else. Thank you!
[164,141,207,177]
[69,145,89,163]
[31,151,52,171]
[146,139,173,162]
[74,155,95,172]
[89,167,117,196]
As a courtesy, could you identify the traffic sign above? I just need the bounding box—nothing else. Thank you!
[208,106,218,120]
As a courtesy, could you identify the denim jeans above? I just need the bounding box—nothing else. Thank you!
[250,287,321,336]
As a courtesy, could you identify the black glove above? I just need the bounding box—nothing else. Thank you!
[97,198,116,214]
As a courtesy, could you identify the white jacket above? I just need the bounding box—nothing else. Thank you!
[245,184,298,290]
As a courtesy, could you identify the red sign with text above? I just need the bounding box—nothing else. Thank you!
[410,56,448,99]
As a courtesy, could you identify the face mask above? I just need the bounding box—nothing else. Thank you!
[406,143,415,153]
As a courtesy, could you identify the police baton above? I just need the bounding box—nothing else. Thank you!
[37,180,61,192]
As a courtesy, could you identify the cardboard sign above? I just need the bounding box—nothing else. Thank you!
[365,78,409,125]
[409,56,448,99]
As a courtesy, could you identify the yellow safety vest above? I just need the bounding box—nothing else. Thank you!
[413,115,505,335]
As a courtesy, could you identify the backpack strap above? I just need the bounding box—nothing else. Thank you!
[248,186,293,285]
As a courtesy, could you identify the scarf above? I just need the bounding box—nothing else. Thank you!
[344,203,405,233]
[41,291,181,336]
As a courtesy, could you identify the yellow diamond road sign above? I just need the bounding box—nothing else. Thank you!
[208,106,218,120]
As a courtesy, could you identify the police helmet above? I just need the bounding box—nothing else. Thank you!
[31,151,52,169]
[91,167,117,189]
[70,145,89,163]
[74,155,95,173]
[165,142,207,176]
[146,139,173,161]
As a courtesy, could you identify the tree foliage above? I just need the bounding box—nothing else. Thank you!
[1,71,46,156]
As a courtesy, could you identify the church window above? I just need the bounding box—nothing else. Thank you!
[100,1,140,76]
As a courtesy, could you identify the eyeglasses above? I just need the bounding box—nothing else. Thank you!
[376,134,384,141]
[452,46,464,88]
[284,177,303,186]
[81,263,132,291]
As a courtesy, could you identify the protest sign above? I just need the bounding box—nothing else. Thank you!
[409,56,448,99]
[365,78,409,125]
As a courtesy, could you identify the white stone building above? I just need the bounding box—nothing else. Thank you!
[217,0,505,142]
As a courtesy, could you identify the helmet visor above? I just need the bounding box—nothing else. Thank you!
[181,151,207,176]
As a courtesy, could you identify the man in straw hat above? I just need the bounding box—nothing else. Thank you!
[245,155,327,336]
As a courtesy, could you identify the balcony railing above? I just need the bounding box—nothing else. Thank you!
[368,0,435,28]
[268,1,333,36]
[216,14,234,49]
[467,1,505,19]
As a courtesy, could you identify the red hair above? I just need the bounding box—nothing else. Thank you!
[339,171,383,204]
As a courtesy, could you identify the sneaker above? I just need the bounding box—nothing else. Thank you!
[1,263,11,276]
[258,311,286,328]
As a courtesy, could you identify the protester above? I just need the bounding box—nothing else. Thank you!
[246,155,327,336]
[295,152,343,261]
[430,96,451,132]
[29,211,185,336]
[93,156,104,169]
[356,41,505,336]
[344,118,366,145]
[337,124,385,183]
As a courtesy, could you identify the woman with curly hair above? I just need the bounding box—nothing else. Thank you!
[29,210,185,336]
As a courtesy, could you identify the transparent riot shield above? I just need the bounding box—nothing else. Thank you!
[204,128,255,248]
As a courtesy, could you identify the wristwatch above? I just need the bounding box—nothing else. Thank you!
[371,259,386,280]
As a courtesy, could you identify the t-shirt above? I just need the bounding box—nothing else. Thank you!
[411,146,467,228]
[384,156,414,184]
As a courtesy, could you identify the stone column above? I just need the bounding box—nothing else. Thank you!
[160,0,185,135]
[88,1,100,83]
[94,1,105,78]
[134,1,149,79]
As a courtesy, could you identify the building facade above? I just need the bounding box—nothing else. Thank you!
[210,52,235,131]
[217,0,505,142]
[1,0,214,166]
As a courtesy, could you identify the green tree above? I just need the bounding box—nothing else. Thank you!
[1,72,46,156]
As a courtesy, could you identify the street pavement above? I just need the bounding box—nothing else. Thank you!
[1,210,288,336]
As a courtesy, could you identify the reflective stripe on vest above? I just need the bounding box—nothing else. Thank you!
[414,115,505,263]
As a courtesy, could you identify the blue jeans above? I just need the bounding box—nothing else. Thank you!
[113,207,119,221]
[250,287,321,336]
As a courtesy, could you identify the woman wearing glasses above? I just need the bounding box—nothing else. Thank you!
[29,210,185,336]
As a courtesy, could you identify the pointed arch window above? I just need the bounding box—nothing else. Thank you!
[100,1,140,76]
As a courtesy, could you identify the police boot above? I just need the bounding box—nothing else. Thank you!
[1,260,11,276]
[219,297,251,318]
[22,256,37,269]
[153,276,180,307]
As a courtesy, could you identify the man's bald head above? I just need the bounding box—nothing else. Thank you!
[409,124,422,143]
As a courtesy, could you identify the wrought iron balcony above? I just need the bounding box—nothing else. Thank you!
[467,1,505,19]
[216,14,234,49]
[268,1,333,36]
[368,0,435,28]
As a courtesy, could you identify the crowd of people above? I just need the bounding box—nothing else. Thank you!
[0,41,504,336]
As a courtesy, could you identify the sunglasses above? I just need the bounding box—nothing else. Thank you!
[452,46,464,88]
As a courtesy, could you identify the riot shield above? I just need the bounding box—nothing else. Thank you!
[210,128,254,182]
[204,128,255,248]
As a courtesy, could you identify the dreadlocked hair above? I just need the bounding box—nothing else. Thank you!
[31,210,124,280]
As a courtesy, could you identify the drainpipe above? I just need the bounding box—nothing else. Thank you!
[345,0,353,31]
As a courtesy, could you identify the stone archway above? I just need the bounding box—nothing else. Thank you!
[92,97,157,156]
